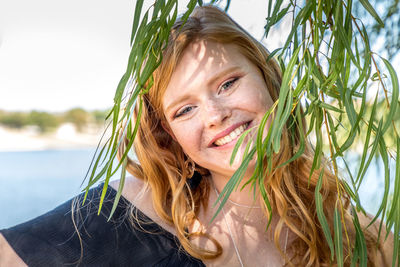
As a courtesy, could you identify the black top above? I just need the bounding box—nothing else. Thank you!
[0,183,205,267]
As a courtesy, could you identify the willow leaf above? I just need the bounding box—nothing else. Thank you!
[159,0,177,22]
[387,137,400,226]
[98,165,113,215]
[351,23,371,91]
[256,106,275,166]
[108,159,127,221]
[352,207,368,266]
[264,4,290,38]
[277,104,305,168]
[224,0,231,11]
[309,107,323,180]
[293,73,307,98]
[380,58,399,134]
[229,127,254,165]
[211,148,256,222]
[109,97,143,180]
[180,0,198,22]
[281,1,313,52]
[365,123,388,229]
[266,47,282,64]
[335,23,360,70]
[390,137,400,266]
[371,138,390,236]
[334,205,344,267]
[131,0,145,45]
[315,172,335,260]
[358,0,385,27]
[152,0,165,20]
[271,45,301,153]
[264,0,284,37]
[319,101,344,114]
[326,112,341,155]
[355,92,378,184]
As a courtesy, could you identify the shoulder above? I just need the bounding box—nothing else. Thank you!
[109,176,176,235]
[0,178,179,266]
[0,233,27,267]
[357,212,394,266]
[109,175,147,205]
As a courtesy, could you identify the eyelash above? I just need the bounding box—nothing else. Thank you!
[175,106,193,118]
[219,77,239,93]
[174,77,240,118]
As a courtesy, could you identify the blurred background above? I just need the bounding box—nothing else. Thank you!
[0,0,398,229]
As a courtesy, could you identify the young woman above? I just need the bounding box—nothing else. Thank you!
[0,5,394,266]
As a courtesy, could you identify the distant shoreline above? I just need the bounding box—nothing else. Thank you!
[0,123,105,152]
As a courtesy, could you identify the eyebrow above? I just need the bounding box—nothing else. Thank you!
[164,65,242,114]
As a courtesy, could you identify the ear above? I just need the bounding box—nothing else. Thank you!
[161,121,177,141]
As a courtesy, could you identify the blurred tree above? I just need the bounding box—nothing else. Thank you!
[27,111,60,132]
[91,109,108,125]
[64,108,89,131]
[0,112,28,129]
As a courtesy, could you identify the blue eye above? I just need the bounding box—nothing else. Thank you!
[220,77,239,92]
[175,106,193,118]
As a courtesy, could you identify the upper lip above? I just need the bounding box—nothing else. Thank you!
[208,121,250,147]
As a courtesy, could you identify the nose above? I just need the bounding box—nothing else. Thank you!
[202,97,231,128]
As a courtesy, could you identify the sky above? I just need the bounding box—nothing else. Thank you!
[0,0,285,112]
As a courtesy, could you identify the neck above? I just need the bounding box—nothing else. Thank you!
[210,172,261,208]
[206,173,282,240]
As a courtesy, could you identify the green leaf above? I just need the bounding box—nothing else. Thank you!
[131,0,145,45]
[230,127,255,165]
[108,159,127,221]
[315,172,335,260]
[211,148,256,222]
[359,0,385,27]
[352,207,368,266]
[319,101,344,113]
[334,205,344,267]
[276,104,305,168]
[270,45,301,153]
[355,92,378,184]
[380,58,399,134]
[334,23,360,69]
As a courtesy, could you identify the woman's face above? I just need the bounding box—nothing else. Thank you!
[162,40,274,179]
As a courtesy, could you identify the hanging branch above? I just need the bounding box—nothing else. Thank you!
[81,0,200,216]
[82,0,399,265]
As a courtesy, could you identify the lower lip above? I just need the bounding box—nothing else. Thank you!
[212,122,252,150]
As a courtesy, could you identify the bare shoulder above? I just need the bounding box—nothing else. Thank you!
[109,175,148,205]
[109,176,176,234]
[357,212,394,266]
[0,233,27,267]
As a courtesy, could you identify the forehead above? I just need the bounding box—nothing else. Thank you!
[162,40,249,110]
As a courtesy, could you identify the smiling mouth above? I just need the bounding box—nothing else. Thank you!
[213,122,250,146]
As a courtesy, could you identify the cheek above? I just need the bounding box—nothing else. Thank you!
[255,87,274,115]
[169,123,203,154]
[252,79,273,106]
[239,77,272,112]
[241,88,272,115]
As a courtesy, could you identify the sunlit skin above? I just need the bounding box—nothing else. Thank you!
[163,40,274,205]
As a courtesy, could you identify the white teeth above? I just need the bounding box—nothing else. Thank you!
[234,128,242,136]
[214,123,248,146]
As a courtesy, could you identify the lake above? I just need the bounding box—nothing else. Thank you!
[0,149,389,229]
[0,149,121,229]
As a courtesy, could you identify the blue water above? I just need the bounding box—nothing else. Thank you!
[0,149,121,229]
[0,149,394,229]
